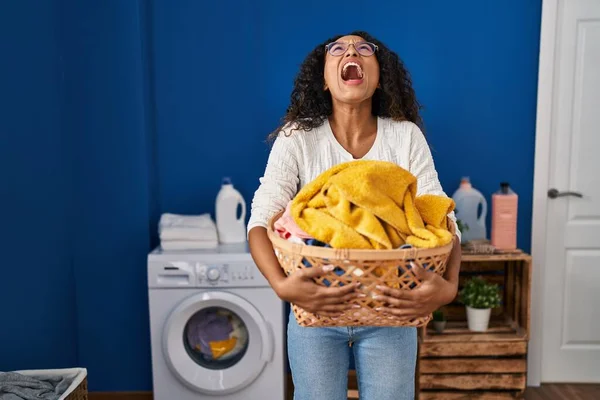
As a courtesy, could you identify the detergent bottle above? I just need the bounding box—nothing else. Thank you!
[451,177,487,243]
[491,182,518,250]
[215,177,247,244]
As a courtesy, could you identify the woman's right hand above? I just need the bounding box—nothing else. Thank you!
[273,265,362,317]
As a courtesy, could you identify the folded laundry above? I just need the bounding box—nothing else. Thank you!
[159,226,218,241]
[159,213,216,229]
[159,212,219,251]
[161,240,218,251]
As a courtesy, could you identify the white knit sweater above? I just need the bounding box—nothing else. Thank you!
[247,117,461,241]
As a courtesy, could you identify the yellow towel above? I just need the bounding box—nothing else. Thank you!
[291,160,455,249]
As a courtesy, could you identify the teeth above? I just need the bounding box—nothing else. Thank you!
[342,62,363,79]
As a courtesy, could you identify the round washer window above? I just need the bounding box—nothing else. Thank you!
[183,306,249,370]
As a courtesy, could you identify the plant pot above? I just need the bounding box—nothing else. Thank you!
[466,305,491,332]
[433,320,446,333]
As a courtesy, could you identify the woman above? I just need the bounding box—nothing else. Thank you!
[247,31,462,400]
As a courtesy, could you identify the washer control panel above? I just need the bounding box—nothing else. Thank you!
[196,262,259,287]
[148,256,268,288]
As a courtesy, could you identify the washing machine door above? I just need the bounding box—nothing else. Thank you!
[162,291,273,395]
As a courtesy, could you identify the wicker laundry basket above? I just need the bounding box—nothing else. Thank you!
[268,211,454,327]
[14,368,88,400]
[66,375,87,400]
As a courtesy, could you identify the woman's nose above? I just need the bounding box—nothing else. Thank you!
[345,44,358,57]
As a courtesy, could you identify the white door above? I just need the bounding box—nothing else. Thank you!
[535,0,600,383]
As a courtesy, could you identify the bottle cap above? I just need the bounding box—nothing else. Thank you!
[460,177,472,188]
[222,177,232,185]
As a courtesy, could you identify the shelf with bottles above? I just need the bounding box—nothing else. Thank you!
[452,178,520,255]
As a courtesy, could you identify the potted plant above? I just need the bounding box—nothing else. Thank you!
[432,309,446,333]
[456,219,469,243]
[459,276,502,332]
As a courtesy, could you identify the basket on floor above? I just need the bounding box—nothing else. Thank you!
[66,375,87,400]
[13,368,88,400]
[267,211,454,327]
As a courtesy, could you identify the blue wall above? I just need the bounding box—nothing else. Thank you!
[59,0,154,390]
[0,0,541,392]
[0,0,77,370]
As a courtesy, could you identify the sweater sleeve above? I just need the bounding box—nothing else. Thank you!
[247,133,300,233]
[409,124,462,241]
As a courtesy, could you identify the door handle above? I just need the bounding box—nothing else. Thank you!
[547,188,583,199]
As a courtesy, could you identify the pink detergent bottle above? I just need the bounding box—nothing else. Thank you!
[491,182,518,250]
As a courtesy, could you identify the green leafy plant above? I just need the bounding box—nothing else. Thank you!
[456,219,469,233]
[459,276,502,309]
[432,309,445,322]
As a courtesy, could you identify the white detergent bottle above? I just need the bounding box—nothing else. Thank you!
[215,177,247,244]
[451,177,487,243]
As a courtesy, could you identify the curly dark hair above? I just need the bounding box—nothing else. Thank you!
[268,30,423,141]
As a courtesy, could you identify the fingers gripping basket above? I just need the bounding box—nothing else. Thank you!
[267,212,455,327]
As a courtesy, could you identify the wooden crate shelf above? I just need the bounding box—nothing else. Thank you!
[420,373,527,391]
[417,252,532,400]
[419,393,525,400]
[423,320,527,342]
[420,358,527,374]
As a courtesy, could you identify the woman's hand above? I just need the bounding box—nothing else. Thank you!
[374,235,461,321]
[274,265,362,318]
[373,263,458,321]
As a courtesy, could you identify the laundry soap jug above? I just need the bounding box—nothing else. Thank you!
[215,177,247,244]
[491,182,518,250]
[451,177,487,243]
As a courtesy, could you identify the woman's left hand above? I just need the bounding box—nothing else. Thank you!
[374,265,457,321]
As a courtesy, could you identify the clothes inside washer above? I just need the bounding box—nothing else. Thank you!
[186,308,249,361]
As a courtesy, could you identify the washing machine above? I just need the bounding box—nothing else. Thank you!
[148,242,286,400]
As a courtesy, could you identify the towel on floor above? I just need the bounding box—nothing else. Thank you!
[0,371,74,400]
[290,160,455,249]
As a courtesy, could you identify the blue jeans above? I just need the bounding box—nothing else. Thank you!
[287,312,417,400]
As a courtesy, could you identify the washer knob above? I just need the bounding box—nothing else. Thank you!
[207,267,220,281]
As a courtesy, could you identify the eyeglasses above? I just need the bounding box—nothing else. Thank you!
[325,41,378,57]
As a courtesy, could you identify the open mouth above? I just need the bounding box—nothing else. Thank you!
[341,61,364,83]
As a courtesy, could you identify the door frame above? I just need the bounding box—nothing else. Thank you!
[529,0,560,387]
